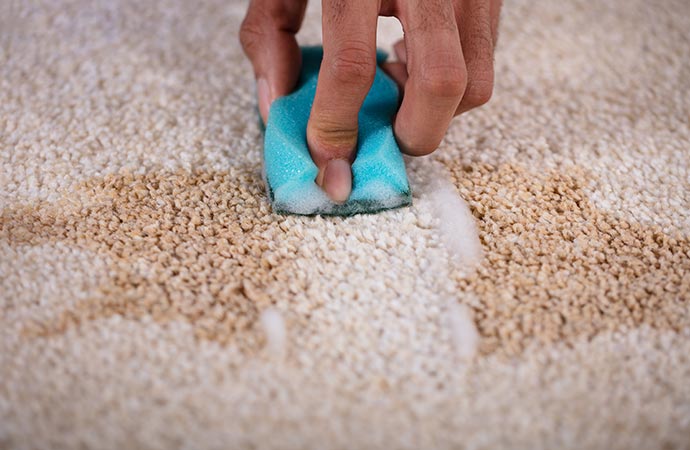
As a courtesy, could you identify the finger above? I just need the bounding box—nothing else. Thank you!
[393,39,407,63]
[239,0,308,123]
[383,40,408,96]
[382,61,408,92]
[454,0,495,115]
[394,0,466,156]
[306,0,379,203]
[489,0,502,43]
[384,39,409,93]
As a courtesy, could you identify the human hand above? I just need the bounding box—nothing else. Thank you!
[240,0,501,203]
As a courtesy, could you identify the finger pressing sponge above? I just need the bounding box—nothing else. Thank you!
[262,46,412,216]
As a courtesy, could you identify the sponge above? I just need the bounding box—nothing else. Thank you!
[262,46,412,216]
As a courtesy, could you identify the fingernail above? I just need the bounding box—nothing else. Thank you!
[321,159,352,204]
[257,78,271,123]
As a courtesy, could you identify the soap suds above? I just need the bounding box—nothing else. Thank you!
[260,308,287,359]
[413,160,483,270]
[447,303,480,361]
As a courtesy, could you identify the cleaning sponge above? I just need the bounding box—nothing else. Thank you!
[262,46,412,216]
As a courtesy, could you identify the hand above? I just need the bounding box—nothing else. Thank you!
[240,0,501,203]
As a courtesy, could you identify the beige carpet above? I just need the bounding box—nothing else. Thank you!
[1,0,690,448]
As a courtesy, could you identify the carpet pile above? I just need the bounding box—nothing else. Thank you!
[1,0,689,448]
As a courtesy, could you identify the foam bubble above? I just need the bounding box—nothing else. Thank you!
[447,303,480,361]
[260,308,287,360]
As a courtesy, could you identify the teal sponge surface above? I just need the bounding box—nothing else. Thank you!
[262,46,412,216]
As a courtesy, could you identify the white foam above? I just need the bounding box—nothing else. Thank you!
[273,182,332,215]
[260,308,287,360]
[413,159,483,270]
[447,303,480,361]
[273,179,410,216]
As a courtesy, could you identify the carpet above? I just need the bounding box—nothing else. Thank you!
[1,0,689,448]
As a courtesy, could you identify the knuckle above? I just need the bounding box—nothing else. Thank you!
[239,17,263,54]
[267,2,303,32]
[464,83,493,107]
[308,118,358,157]
[418,62,467,99]
[240,0,303,50]
[328,43,376,86]
[463,71,494,107]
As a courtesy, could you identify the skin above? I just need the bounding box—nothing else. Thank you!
[240,0,502,203]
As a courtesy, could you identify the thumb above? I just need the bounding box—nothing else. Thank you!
[239,0,307,123]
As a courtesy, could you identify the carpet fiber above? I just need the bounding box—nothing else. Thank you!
[1,0,689,449]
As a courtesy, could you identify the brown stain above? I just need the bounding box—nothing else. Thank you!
[445,162,690,356]
[2,162,689,357]
[1,166,294,352]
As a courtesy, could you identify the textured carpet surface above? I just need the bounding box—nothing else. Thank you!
[1,0,689,449]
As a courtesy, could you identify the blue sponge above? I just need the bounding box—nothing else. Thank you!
[262,46,412,216]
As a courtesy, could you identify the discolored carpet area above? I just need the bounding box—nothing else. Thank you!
[1,0,689,449]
